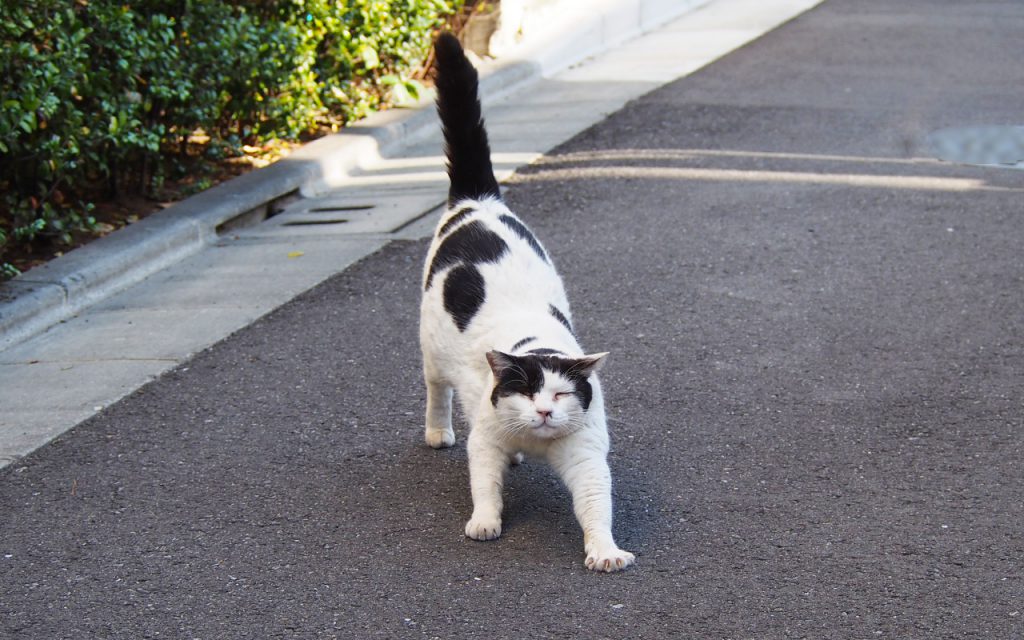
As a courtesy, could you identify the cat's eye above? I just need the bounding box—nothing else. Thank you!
[554,392,572,400]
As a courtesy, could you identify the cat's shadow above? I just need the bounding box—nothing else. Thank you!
[403,437,658,560]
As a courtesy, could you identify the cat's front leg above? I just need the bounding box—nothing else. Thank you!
[584,536,636,573]
[464,426,509,541]
[550,444,635,572]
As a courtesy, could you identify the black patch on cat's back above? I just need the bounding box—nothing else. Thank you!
[499,214,548,262]
[527,347,565,356]
[443,264,486,331]
[511,336,537,352]
[549,304,574,336]
[426,220,509,290]
[438,205,475,237]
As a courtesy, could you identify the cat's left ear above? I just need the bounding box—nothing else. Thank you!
[486,350,517,376]
[575,352,609,376]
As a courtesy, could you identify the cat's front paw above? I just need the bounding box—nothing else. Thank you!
[465,515,502,541]
[425,427,456,449]
[585,547,635,573]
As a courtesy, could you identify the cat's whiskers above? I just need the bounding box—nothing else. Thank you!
[495,419,531,444]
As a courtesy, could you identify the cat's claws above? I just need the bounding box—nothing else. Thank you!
[465,517,502,541]
[585,548,635,573]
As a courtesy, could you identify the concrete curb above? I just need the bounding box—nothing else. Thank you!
[0,0,710,352]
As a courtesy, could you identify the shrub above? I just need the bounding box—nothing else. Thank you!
[0,0,462,278]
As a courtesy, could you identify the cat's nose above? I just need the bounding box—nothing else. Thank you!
[537,409,552,419]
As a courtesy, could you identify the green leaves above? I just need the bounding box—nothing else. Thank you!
[1,0,465,279]
[380,74,426,107]
[359,44,381,70]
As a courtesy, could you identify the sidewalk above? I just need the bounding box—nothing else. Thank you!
[0,0,823,467]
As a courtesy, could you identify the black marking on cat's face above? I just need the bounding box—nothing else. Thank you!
[548,304,574,336]
[443,264,486,331]
[544,355,598,410]
[499,214,548,262]
[438,205,475,237]
[487,351,544,406]
[511,336,537,352]
[426,220,509,290]
[486,351,604,411]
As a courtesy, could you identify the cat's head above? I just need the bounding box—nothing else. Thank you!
[485,350,608,440]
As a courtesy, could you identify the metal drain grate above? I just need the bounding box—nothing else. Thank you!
[926,125,1024,169]
[281,219,349,226]
[309,204,375,213]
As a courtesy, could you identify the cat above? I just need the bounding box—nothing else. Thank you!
[418,32,635,572]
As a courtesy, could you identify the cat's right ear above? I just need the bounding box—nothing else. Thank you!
[576,352,609,375]
[486,350,516,377]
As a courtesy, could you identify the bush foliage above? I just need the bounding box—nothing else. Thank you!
[1,0,462,278]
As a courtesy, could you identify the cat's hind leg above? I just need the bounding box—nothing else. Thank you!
[424,375,456,449]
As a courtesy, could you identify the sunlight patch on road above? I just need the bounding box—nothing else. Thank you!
[510,165,1019,192]
[534,148,944,167]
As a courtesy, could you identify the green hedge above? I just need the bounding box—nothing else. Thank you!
[1,0,462,279]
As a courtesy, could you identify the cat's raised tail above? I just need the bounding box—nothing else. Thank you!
[433,32,502,207]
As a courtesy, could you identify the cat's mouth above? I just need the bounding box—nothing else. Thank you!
[506,413,571,438]
[529,418,568,437]
[531,423,560,438]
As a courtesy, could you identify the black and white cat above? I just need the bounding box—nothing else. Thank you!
[419,33,634,572]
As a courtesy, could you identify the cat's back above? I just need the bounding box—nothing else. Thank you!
[422,197,568,334]
[424,198,559,292]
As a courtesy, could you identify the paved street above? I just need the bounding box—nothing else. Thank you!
[2,1,1022,638]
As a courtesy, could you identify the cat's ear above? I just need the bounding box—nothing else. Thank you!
[574,352,609,376]
[486,350,517,376]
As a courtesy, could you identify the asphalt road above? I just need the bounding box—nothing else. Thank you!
[3,1,1023,638]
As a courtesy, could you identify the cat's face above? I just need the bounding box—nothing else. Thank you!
[486,350,607,440]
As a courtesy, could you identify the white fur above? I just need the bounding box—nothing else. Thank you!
[420,197,635,572]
